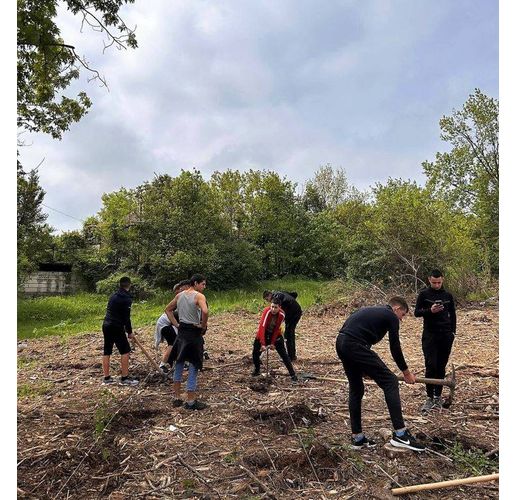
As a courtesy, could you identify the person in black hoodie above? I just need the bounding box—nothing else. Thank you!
[414,269,456,412]
[263,290,302,361]
[101,276,139,386]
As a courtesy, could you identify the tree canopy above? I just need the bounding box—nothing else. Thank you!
[17,0,137,140]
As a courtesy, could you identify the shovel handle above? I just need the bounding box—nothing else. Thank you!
[132,335,163,374]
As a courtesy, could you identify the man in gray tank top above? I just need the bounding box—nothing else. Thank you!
[165,274,209,410]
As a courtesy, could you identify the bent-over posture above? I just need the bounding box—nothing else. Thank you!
[335,296,425,451]
[252,298,298,381]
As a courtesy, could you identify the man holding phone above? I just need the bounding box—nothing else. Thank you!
[414,269,456,412]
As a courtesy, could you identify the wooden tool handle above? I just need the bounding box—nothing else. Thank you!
[391,473,499,495]
[132,335,162,373]
[396,375,452,386]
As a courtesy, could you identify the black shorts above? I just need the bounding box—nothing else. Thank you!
[102,323,131,356]
[160,325,177,346]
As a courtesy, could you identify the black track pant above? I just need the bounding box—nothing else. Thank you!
[284,313,301,361]
[422,330,454,398]
[336,334,405,434]
[252,337,296,377]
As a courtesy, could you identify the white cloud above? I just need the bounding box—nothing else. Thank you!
[18,0,498,232]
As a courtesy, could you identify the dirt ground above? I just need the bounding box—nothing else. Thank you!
[17,295,499,499]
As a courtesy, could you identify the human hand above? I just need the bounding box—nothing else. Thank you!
[269,345,276,351]
[430,303,444,313]
[403,370,416,384]
[260,345,266,352]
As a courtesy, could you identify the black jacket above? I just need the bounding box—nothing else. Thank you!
[338,305,408,372]
[271,291,302,319]
[414,287,456,333]
[103,288,133,333]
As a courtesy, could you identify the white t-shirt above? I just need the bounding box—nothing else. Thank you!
[154,313,177,348]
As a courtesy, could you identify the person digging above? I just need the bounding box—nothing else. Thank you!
[252,297,298,382]
[335,296,425,451]
[101,276,139,386]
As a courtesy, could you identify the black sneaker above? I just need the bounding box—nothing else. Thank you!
[291,375,299,382]
[119,376,139,386]
[184,400,208,410]
[172,398,184,408]
[159,362,169,374]
[251,369,260,377]
[421,398,434,413]
[102,376,115,385]
[351,436,377,450]
[203,350,210,360]
[390,430,425,451]
[433,396,443,409]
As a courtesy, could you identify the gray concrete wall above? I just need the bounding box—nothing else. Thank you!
[21,271,83,297]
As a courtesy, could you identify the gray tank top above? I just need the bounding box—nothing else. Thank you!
[177,291,201,325]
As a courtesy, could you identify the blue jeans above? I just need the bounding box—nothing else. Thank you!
[173,361,198,392]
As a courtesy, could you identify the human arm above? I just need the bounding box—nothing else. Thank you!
[449,294,457,334]
[196,293,209,331]
[122,296,133,337]
[165,296,180,328]
[414,291,432,317]
[388,320,408,372]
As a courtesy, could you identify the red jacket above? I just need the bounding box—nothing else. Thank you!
[256,306,285,346]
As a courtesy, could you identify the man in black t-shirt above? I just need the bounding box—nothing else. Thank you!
[414,269,456,412]
[102,276,139,386]
[335,296,425,451]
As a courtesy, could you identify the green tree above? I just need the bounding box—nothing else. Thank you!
[367,178,482,294]
[17,0,137,140]
[422,89,498,275]
[302,164,359,213]
[242,171,309,277]
[17,162,53,282]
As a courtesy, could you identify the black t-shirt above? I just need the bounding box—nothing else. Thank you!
[339,305,408,371]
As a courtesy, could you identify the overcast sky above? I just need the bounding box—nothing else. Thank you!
[18,0,499,233]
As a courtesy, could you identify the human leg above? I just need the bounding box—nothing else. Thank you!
[422,331,439,398]
[252,339,262,375]
[284,314,300,361]
[275,337,296,378]
[433,333,455,398]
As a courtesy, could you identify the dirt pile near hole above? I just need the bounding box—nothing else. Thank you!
[249,403,326,434]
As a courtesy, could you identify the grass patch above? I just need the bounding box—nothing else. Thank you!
[17,356,37,370]
[448,442,498,475]
[18,278,340,340]
[17,381,52,399]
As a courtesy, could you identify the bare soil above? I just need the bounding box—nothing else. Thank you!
[17,296,499,499]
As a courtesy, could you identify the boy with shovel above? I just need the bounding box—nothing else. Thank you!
[252,297,298,381]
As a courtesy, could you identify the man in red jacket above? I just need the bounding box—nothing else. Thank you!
[252,298,298,381]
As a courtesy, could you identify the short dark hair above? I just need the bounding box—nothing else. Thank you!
[190,274,206,286]
[271,297,281,305]
[388,296,409,312]
[173,279,191,292]
[119,276,131,288]
[430,269,443,278]
[263,290,272,300]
